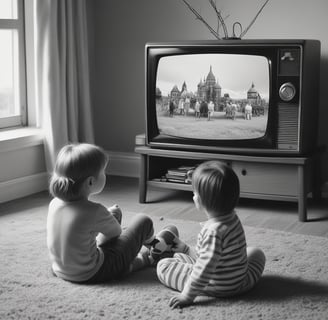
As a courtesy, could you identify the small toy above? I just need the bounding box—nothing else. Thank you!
[150,225,179,260]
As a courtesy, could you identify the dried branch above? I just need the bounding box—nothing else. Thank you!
[181,0,270,39]
[182,0,221,40]
[208,0,229,39]
[240,0,270,38]
[217,13,230,38]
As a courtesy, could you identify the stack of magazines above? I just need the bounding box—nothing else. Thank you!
[164,165,197,184]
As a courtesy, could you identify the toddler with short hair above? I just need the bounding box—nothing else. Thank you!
[156,160,266,308]
[47,143,156,283]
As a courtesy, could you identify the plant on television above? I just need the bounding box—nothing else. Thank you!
[182,0,270,40]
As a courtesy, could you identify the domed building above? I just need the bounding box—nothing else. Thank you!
[247,82,264,115]
[197,66,221,109]
[247,82,262,106]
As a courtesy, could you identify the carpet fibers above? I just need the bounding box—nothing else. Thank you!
[1,209,328,320]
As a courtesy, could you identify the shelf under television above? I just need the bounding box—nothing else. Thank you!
[148,179,192,191]
[135,144,324,222]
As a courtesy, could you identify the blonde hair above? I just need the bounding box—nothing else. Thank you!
[192,161,240,216]
[49,143,108,201]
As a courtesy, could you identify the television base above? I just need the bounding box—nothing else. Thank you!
[135,142,323,222]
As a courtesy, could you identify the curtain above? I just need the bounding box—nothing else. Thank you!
[34,0,94,172]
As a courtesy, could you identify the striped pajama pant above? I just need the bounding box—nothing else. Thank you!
[156,247,266,296]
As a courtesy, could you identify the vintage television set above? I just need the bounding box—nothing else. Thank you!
[145,39,321,156]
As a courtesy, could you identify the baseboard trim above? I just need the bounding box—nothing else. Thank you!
[0,151,140,204]
[105,151,140,178]
[0,172,49,204]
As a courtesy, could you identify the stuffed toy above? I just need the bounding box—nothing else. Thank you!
[150,225,179,260]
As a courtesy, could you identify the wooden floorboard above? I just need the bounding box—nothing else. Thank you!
[1,175,328,237]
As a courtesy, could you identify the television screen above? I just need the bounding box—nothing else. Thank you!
[155,54,269,140]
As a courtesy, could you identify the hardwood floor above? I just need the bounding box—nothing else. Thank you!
[1,175,328,237]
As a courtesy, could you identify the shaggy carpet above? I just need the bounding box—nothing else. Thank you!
[1,209,328,320]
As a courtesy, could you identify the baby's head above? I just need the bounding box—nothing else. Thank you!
[49,143,108,201]
[192,161,240,217]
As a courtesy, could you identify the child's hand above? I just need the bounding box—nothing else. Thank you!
[169,294,193,309]
[171,237,189,254]
[108,204,122,224]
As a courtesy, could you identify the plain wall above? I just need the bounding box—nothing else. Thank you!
[92,0,328,183]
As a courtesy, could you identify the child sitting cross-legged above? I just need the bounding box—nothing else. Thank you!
[156,160,266,309]
[47,143,161,284]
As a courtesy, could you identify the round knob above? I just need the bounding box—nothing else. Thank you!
[279,82,296,102]
[241,169,247,176]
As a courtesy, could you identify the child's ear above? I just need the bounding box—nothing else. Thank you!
[193,193,202,210]
[86,176,95,187]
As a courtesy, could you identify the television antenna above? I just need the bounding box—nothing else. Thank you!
[182,0,270,40]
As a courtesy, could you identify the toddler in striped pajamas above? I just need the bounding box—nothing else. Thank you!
[156,160,266,309]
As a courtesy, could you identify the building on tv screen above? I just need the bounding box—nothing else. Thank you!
[155,54,269,140]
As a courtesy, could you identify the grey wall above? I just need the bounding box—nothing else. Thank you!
[92,0,328,182]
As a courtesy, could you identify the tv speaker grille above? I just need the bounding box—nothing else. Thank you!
[277,104,299,150]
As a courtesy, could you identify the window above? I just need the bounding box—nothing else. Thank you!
[0,0,26,129]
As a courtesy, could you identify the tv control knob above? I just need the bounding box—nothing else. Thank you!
[279,82,296,101]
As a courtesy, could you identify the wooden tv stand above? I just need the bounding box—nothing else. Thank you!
[135,144,322,222]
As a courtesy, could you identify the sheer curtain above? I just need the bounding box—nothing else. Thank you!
[34,0,94,171]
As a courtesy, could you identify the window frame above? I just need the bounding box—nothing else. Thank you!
[0,0,27,129]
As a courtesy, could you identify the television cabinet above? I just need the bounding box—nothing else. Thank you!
[135,141,322,222]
